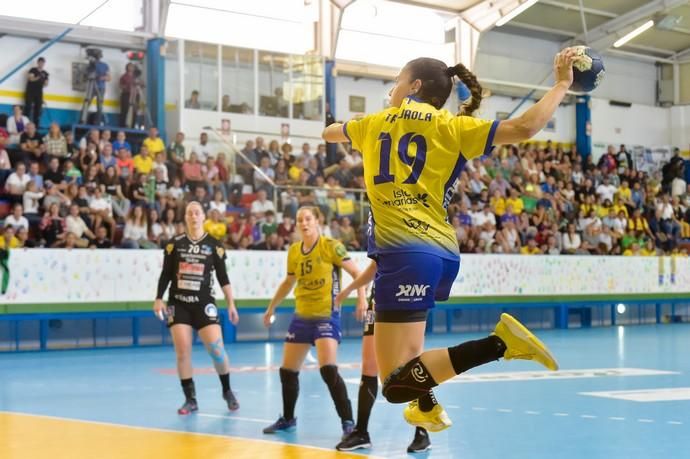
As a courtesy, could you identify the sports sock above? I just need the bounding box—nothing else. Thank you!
[447,336,506,375]
[356,375,378,432]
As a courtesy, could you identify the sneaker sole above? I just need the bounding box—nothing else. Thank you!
[263,426,296,434]
[408,444,432,453]
[336,442,372,451]
[403,414,452,433]
[500,313,559,371]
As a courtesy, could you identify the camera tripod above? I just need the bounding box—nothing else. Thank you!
[124,82,152,130]
[79,75,105,125]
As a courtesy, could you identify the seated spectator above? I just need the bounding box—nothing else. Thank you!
[39,202,66,247]
[65,203,95,247]
[195,132,213,162]
[274,158,290,186]
[622,242,642,256]
[250,189,275,220]
[276,215,295,247]
[185,89,200,109]
[338,216,360,250]
[0,225,21,249]
[203,208,227,241]
[99,143,117,171]
[112,131,131,154]
[22,180,43,224]
[228,213,252,248]
[43,122,68,160]
[5,162,31,203]
[121,206,150,249]
[4,203,29,231]
[89,225,113,249]
[209,189,227,215]
[254,156,275,194]
[148,208,164,246]
[143,127,165,156]
[19,122,44,164]
[89,187,116,238]
[63,159,83,185]
[182,152,205,191]
[561,223,582,254]
[0,129,11,183]
[56,231,80,249]
[133,146,153,175]
[16,226,34,248]
[6,105,30,146]
[520,236,542,255]
[160,208,178,242]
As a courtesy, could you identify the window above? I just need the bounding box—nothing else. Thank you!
[221,46,254,114]
[258,51,289,118]
[290,55,323,121]
[165,40,179,109]
[184,41,218,110]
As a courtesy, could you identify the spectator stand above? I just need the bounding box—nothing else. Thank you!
[72,124,148,154]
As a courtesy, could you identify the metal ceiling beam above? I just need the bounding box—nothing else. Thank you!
[622,43,677,56]
[509,21,577,37]
[382,0,461,14]
[540,0,616,19]
[605,48,676,64]
[673,45,690,59]
[568,0,688,47]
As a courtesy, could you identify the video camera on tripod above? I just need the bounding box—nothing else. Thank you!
[79,47,108,125]
[85,48,103,80]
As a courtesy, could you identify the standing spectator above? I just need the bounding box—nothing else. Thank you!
[167,131,186,180]
[143,127,165,157]
[119,63,142,127]
[25,57,49,126]
[185,90,200,109]
[19,122,44,164]
[22,180,43,225]
[195,132,212,162]
[43,122,68,161]
[6,105,30,146]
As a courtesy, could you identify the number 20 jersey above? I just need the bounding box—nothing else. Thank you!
[344,96,499,260]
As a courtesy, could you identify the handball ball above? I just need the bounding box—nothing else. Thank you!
[570,46,605,92]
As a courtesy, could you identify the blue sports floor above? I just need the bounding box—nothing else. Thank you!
[1,324,688,458]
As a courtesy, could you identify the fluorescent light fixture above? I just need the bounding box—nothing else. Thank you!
[496,0,539,27]
[613,20,654,48]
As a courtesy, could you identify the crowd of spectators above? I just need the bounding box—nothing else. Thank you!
[0,106,688,257]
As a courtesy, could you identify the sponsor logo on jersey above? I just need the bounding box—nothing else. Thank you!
[402,217,430,233]
[300,278,326,291]
[173,294,200,303]
[179,262,204,276]
[380,189,430,209]
[165,243,174,254]
[204,303,218,318]
[177,279,201,291]
[395,284,430,302]
[216,246,225,258]
[201,245,212,255]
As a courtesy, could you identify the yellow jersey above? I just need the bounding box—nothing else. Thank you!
[344,96,498,260]
[287,236,350,318]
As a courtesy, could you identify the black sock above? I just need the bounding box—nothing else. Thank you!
[181,378,196,401]
[447,335,507,375]
[356,375,378,432]
[418,390,438,412]
[320,365,353,422]
[219,373,230,393]
[279,368,299,421]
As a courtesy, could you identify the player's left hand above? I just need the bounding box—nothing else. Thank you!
[227,304,239,325]
[355,296,367,322]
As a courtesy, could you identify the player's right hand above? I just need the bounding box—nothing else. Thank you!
[263,309,274,328]
[153,299,167,320]
[554,48,576,88]
[334,290,348,308]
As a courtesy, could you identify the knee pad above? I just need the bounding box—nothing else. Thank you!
[319,364,339,386]
[279,367,299,389]
[382,357,438,404]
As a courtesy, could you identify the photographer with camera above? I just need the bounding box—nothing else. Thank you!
[79,48,111,125]
[25,57,49,127]
[119,62,143,128]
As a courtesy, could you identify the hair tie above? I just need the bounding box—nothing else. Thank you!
[445,67,455,77]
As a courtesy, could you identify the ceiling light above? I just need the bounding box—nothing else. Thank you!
[613,20,654,48]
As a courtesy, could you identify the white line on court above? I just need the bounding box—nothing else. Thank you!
[447,405,460,409]
[525,411,540,415]
[637,419,654,423]
[553,413,569,417]
[497,408,513,413]
[667,421,683,425]
[609,417,626,421]
[580,415,597,419]
[471,407,486,411]
[197,413,273,423]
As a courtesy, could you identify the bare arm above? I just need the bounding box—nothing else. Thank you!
[263,275,297,327]
[341,259,368,321]
[494,49,576,145]
[335,260,376,307]
[322,123,348,143]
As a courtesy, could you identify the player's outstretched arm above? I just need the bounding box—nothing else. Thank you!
[494,48,576,145]
[263,275,297,328]
[322,123,348,143]
[335,260,376,309]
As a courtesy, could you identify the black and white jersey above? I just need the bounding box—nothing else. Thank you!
[156,233,230,304]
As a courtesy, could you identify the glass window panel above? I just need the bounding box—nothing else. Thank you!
[290,55,323,121]
[258,51,289,118]
[184,41,218,110]
[221,46,254,114]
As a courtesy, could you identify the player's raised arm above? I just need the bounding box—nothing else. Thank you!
[322,123,348,143]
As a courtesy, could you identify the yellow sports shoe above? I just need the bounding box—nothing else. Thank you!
[493,313,559,371]
[403,400,453,432]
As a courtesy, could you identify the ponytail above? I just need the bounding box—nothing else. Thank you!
[446,64,483,117]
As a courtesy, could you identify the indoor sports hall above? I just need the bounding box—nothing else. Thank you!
[1,1,690,459]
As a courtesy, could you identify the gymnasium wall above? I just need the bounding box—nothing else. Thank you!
[0,35,133,125]
[2,250,689,307]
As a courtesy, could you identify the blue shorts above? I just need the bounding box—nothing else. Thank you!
[286,314,342,345]
[374,252,460,312]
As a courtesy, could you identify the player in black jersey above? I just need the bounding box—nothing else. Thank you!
[335,261,431,453]
[154,201,240,415]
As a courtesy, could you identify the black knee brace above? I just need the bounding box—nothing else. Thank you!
[382,357,438,404]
